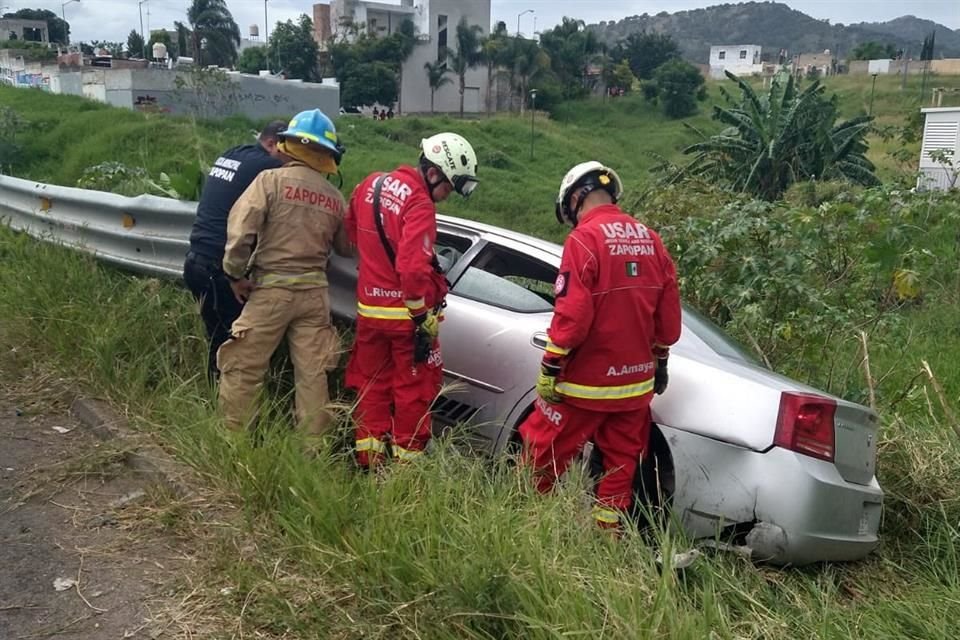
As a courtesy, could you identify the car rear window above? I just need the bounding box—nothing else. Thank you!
[681,304,762,367]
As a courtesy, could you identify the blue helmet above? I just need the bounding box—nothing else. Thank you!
[278,109,345,164]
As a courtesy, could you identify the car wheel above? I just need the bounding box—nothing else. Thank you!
[587,425,675,530]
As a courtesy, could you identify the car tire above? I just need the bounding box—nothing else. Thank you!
[587,425,675,530]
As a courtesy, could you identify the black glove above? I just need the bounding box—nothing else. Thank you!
[654,358,669,395]
[413,327,433,364]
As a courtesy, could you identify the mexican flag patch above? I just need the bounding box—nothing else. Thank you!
[625,262,640,277]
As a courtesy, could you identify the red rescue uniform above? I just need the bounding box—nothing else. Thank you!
[519,203,682,526]
[345,165,448,464]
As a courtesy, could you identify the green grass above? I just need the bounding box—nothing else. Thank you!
[3,209,960,638]
[6,74,956,235]
[3,78,960,637]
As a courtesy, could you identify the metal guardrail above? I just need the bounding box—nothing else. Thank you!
[0,174,195,278]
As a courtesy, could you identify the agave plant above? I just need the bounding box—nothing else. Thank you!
[680,71,879,201]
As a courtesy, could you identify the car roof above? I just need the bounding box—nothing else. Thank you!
[438,214,563,257]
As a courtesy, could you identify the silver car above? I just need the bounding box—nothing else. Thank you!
[328,215,883,566]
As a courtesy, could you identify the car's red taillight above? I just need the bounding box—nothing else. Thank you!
[774,392,836,462]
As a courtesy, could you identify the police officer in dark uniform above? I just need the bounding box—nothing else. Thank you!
[183,120,291,381]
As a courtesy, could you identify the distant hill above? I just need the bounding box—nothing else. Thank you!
[588,2,960,64]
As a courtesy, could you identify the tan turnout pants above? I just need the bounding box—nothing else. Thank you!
[217,286,339,437]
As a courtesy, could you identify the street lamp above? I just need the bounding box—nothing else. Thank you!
[516,9,533,37]
[529,88,537,160]
[61,0,78,45]
[138,0,148,59]
[869,72,878,116]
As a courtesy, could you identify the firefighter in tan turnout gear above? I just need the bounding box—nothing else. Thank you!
[218,109,353,442]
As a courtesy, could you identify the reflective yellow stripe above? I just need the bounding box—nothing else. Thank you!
[545,340,570,356]
[393,445,424,461]
[556,378,655,400]
[356,437,387,454]
[592,506,620,524]
[404,297,426,311]
[357,302,411,321]
[257,271,328,287]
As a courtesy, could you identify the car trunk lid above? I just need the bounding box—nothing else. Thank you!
[832,402,879,485]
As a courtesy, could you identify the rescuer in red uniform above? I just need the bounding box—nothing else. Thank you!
[345,133,479,467]
[519,161,682,529]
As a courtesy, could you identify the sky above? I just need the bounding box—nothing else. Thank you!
[9,0,958,46]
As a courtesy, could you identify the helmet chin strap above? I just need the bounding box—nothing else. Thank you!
[423,167,449,202]
[567,184,595,227]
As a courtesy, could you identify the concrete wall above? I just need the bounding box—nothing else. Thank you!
[0,55,57,90]
[932,59,960,75]
[103,69,340,120]
[0,53,340,120]
[399,0,490,114]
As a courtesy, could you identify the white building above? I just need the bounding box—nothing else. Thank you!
[918,107,960,191]
[318,0,491,114]
[709,44,763,79]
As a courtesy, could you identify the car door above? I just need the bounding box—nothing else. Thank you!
[436,235,559,448]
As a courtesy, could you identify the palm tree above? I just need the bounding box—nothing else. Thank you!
[393,19,416,115]
[510,37,549,115]
[480,21,509,115]
[186,0,240,68]
[680,71,879,201]
[424,61,452,114]
[448,17,483,118]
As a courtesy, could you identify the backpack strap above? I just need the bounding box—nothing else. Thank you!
[371,174,396,266]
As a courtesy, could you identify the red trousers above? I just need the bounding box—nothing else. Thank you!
[345,322,443,465]
[519,397,651,526]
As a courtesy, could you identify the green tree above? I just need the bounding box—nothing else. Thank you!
[539,17,602,99]
[328,23,416,109]
[424,60,452,113]
[340,61,398,108]
[448,18,483,118]
[850,41,896,60]
[4,8,69,44]
[127,30,145,59]
[174,21,191,61]
[147,30,176,59]
[186,0,240,68]
[680,72,879,201]
[647,59,705,118]
[269,15,320,81]
[509,35,550,114]
[919,30,936,61]
[480,21,510,114]
[605,59,636,94]
[237,45,268,74]
[393,19,416,114]
[618,31,679,80]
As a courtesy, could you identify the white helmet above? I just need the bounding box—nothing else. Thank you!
[420,132,479,197]
[555,161,623,225]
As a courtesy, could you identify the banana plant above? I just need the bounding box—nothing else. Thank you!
[679,71,880,201]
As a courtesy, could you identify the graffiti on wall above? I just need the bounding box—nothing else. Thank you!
[133,94,171,113]
[16,72,51,90]
[0,67,51,90]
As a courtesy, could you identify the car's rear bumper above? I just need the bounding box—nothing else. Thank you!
[662,425,883,566]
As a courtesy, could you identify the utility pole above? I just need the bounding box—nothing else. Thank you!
[529,89,537,160]
[61,0,79,45]
[138,0,148,59]
[901,47,909,91]
[516,9,532,37]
